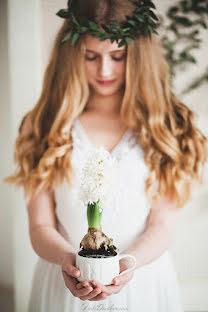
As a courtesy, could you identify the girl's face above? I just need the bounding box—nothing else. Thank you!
[84,34,127,96]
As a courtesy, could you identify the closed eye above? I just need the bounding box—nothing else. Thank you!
[85,56,97,61]
[85,55,126,62]
[112,56,126,62]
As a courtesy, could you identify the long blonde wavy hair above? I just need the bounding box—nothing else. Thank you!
[4,0,208,208]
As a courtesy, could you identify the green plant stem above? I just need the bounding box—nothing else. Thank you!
[87,202,102,229]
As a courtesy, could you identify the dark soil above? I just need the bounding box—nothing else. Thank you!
[78,243,118,258]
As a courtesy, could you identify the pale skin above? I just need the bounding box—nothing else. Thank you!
[26,35,181,302]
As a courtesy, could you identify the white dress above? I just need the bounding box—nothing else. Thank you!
[28,118,184,312]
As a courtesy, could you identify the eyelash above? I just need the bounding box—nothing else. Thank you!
[85,56,125,62]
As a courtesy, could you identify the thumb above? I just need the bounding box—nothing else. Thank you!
[61,253,80,278]
[113,271,129,286]
[62,262,80,278]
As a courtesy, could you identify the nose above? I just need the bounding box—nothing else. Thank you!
[98,56,113,78]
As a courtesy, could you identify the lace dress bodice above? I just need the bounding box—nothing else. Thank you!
[54,118,151,252]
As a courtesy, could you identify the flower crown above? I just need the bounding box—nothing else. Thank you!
[56,0,159,47]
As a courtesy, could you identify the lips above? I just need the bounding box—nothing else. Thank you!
[97,79,116,86]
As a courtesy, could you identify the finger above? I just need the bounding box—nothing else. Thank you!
[74,286,94,297]
[62,270,78,293]
[113,271,133,286]
[79,287,102,301]
[62,264,80,279]
[113,275,124,286]
[76,281,92,289]
[88,292,107,301]
[91,280,120,295]
[76,283,84,290]
[63,271,95,298]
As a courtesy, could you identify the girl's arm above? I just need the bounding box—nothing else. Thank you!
[27,188,76,265]
[122,196,181,270]
[20,116,75,266]
[28,189,102,300]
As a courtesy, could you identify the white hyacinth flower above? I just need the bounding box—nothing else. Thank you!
[78,146,118,212]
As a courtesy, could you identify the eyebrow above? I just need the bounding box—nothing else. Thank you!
[86,49,126,54]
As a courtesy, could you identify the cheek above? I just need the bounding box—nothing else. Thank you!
[84,62,96,78]
[117,62,126,79]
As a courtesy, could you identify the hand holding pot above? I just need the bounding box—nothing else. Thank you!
[76,256,136,301]
[61,252,99,300]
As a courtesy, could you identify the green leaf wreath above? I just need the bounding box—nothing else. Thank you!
[56,0,160,47]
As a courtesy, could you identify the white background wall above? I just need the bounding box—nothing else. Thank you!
[1,0,207,311]
[0,0,13,290]
[1,0,42,311]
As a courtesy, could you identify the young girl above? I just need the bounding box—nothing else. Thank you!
[4,0,208,311]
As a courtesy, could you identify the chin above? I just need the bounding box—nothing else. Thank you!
[90,84,123,96]
[94,89,119,97]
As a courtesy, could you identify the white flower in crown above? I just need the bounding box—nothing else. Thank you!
[78,146,118,212]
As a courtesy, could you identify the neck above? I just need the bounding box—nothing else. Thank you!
[85,90,124,116]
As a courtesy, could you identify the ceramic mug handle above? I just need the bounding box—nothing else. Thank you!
[118,254,136,276]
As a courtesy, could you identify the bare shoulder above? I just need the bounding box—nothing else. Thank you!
[19,113,32,134]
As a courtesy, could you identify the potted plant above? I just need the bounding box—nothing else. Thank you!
[75,147,136,285]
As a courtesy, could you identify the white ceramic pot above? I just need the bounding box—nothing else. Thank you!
[75,252,136,286]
